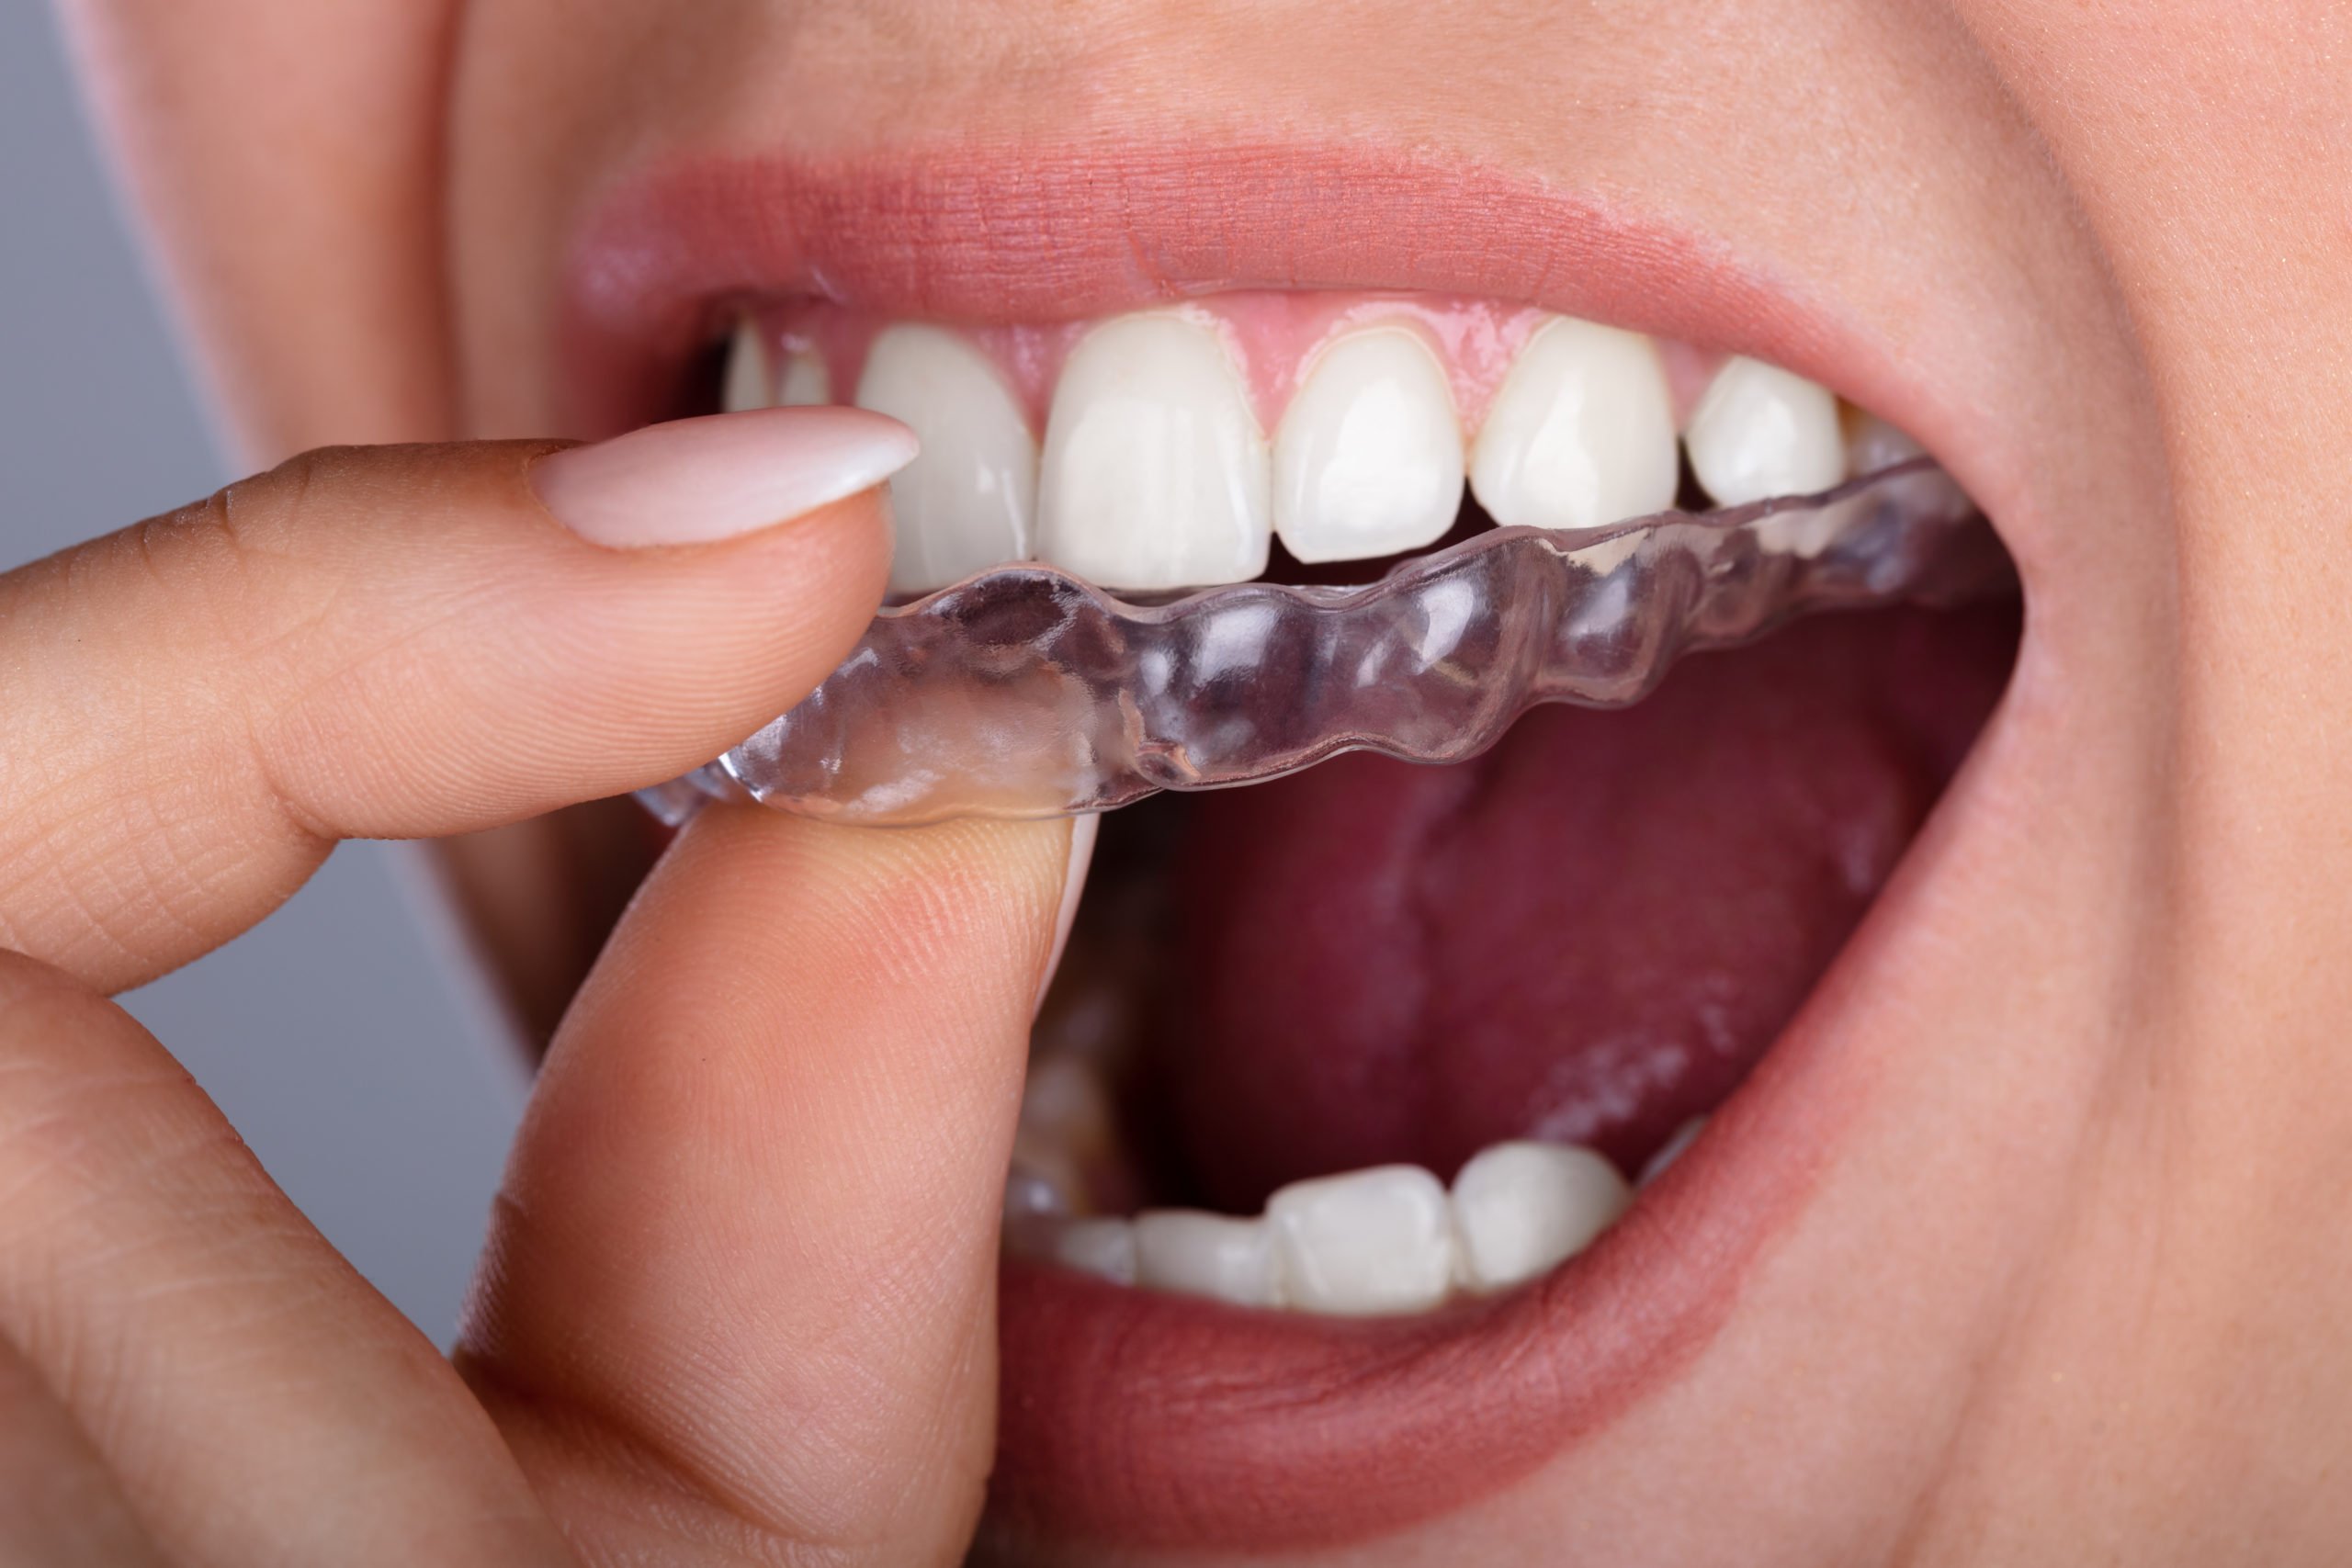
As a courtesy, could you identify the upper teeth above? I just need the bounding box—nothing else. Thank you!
[1035,312,1273,592]
[1273,325,1464,564]
[1039,1136,1644,1316]
[855,323,1037,596]
[778,344,831,408]
[1466,315,1680,534]
[1684,354,1848,507]
[721,300,1890,596]
[720,317,773,416]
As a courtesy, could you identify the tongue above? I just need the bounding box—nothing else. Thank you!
[1150,603,2018,1213]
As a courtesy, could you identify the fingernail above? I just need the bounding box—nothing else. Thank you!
[533,407,919,548]
[1034,814,1100,1017]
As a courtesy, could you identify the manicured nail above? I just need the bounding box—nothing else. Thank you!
[533,406,919,548]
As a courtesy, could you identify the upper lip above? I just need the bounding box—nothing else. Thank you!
[560,139,2022,1553]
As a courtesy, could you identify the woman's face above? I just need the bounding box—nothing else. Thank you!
[63,0,2352,1561]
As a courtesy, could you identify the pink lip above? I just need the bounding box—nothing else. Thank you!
[989,1078,1835,1553]
[559,143,1931,1551]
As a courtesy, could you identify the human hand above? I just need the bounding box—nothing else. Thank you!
[0,409,1080,1565]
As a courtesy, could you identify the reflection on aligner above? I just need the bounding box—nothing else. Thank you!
[643,461,2002,828]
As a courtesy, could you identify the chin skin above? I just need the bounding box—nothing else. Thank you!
[55,0,2352,1560]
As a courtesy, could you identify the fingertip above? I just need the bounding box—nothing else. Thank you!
[0,431,907,992]
[243,437,899,838]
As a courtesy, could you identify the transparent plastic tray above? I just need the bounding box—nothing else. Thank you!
[643,459,2003,827]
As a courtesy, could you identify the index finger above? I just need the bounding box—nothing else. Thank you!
[0,408,910,992]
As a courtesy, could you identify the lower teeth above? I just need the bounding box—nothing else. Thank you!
[647,459,2000,828]
[1015,1138,1652,1317]
[1006,969,1705,1319]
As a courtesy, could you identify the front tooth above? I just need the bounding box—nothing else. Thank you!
[855,324,1037,596]
[1053,1217,1137,1285]
[721,319,773,412]
[1134,1210,1281,1307]
[1684,356,1847,506]
[778,346,831,407]
[1036,312,1272,591]
[1468,316,1679,533]
[1265,1165,1456,1316]
[1451,1142,1631,1292]
[1273,327,1464,563]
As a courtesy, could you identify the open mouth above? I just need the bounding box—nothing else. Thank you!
[561,150,2025,1558]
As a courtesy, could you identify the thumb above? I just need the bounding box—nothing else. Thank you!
[0,407,909,991]
[460,806,1079,1566]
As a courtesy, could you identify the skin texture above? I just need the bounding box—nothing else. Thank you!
[0,434,1078,1563]
[21,0,2352,1562]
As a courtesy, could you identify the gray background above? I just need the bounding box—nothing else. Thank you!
[3,7,523,1343]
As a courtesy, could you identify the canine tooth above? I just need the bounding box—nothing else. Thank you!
[1053,1217,1137,1284]
[1273,327,1464,563]
[1638,1118,1707,1189]
[779,346,831,407]
[1266,1165,1456,1316]
[1685,356,1847,507]
[856,324,1037,595]
[1036,312,1272,591]
[721,319,773,413]
[1134,1210,1282,1307]
[1451,1142,1631,1292]
[1469,316,1679,533]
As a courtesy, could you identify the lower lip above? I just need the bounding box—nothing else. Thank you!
[987,1039,1849,1553]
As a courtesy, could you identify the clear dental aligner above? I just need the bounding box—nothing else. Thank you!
[642,458,2004,828]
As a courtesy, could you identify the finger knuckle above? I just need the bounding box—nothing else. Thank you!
[124,462,359,832]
